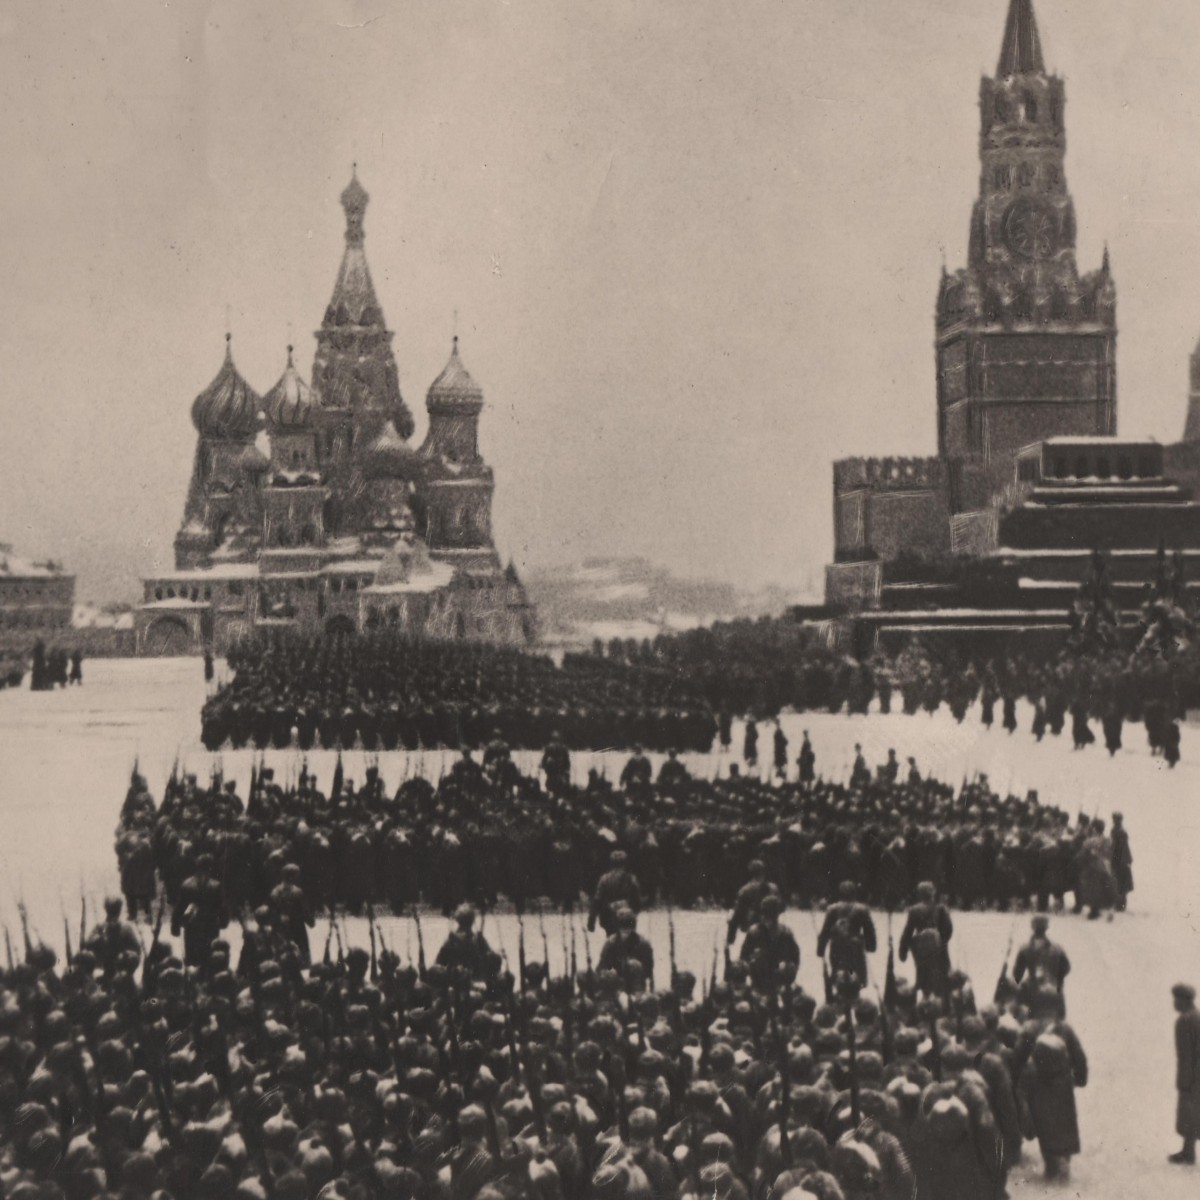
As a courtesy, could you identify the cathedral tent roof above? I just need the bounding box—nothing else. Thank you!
[323,168,384,327]
[997,0,1044,76]
[263,346,314,429]
[427,337,483,405]
[191,335,262,440]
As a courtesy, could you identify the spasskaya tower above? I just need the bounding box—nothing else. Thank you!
[935,0,1116,464]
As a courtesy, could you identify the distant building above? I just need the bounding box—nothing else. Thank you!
[0,546,75,647]
[136,171,535,656]
[822,0,1200,651]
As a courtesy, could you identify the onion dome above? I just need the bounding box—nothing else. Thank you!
[427,336,483,411]
[365,420,423,481]
[191,334,262,440]
[263,346,314,429]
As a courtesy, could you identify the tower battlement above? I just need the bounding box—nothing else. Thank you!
[833,456,947,493]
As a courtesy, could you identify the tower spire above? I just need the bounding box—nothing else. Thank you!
[998,0,1045,77]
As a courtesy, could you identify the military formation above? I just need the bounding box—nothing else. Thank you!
[0,838,1103,1200]
[196,616,1200,772]
[115,734,1133,932]
[200,633,716,754]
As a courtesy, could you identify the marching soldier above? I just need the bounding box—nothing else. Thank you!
[85,897,142,976]
[898,881,953,998]
[588,850,643,935]
[797,731,816,786]
[773,722,789,779]
[1011,989,1088,1182]
[738,893,799,991]
[1173,983,1200,1165]
[726,860,780,945]
[850,743,870,788]
[597,906,654,990]
[743,718,759,768]
[620,744,653,790]
[816,880,877,988]
[435,904,500,980]
[269,862,316,966]
[170,853,229,969]
[1112,812,1134,912]
[541,730,571,792]
[1013,915,1070,1004]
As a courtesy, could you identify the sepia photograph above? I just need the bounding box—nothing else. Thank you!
[3,0,1200,1195]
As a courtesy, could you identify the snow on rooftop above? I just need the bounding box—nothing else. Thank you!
[1040,435,1160,446]
[0,550,67,578]
[364,561,455,595]
[139,598,208,611]
[323,560,382,575]
[151,564,260,581]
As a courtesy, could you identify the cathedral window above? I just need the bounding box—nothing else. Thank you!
[994,96,1008,123]
[1023,93,1038,122]
[993,164,1012,191]
[1074,456,1088,478]
[1096,457,1111,479]
[155,588,163,601]
[1118,457,1133,480]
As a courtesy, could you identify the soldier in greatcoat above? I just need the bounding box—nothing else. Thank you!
[1172,983,1200,1165]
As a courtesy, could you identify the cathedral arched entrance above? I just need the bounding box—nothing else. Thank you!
[143,616,195,656]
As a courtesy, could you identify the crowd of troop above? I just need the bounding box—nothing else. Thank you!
[28,640,83,691]
[200,634,717,754]
[0,653,26,690]
[0,845,1102,1200]
[114,735,1134,924]
[194,609,1200,768]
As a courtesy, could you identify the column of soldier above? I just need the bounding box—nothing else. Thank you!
[201,632,717,754]
[4,835,1101,1200]
[115,736,1135,924]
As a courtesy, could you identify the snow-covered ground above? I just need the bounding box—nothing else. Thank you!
[1,658,1198,1197]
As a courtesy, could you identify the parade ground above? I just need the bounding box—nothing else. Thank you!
[2,658,1200,1197]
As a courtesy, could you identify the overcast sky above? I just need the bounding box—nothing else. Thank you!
[2,0,1200,604]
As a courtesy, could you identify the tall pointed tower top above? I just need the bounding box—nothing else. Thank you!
[340,164,369,246]
[997,0,1045,77]
[323,167,383,328]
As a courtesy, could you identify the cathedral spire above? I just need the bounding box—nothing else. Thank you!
[997,0,1045,77]
[323,166,383,328]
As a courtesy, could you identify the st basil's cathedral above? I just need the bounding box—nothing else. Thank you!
[135,170,535,655]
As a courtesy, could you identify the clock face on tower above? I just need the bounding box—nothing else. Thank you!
[1003,198,1059,260]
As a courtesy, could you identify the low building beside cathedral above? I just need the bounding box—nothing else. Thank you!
[135,172,535,656]
[0,546,74,649]
[821,0,1200,651]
